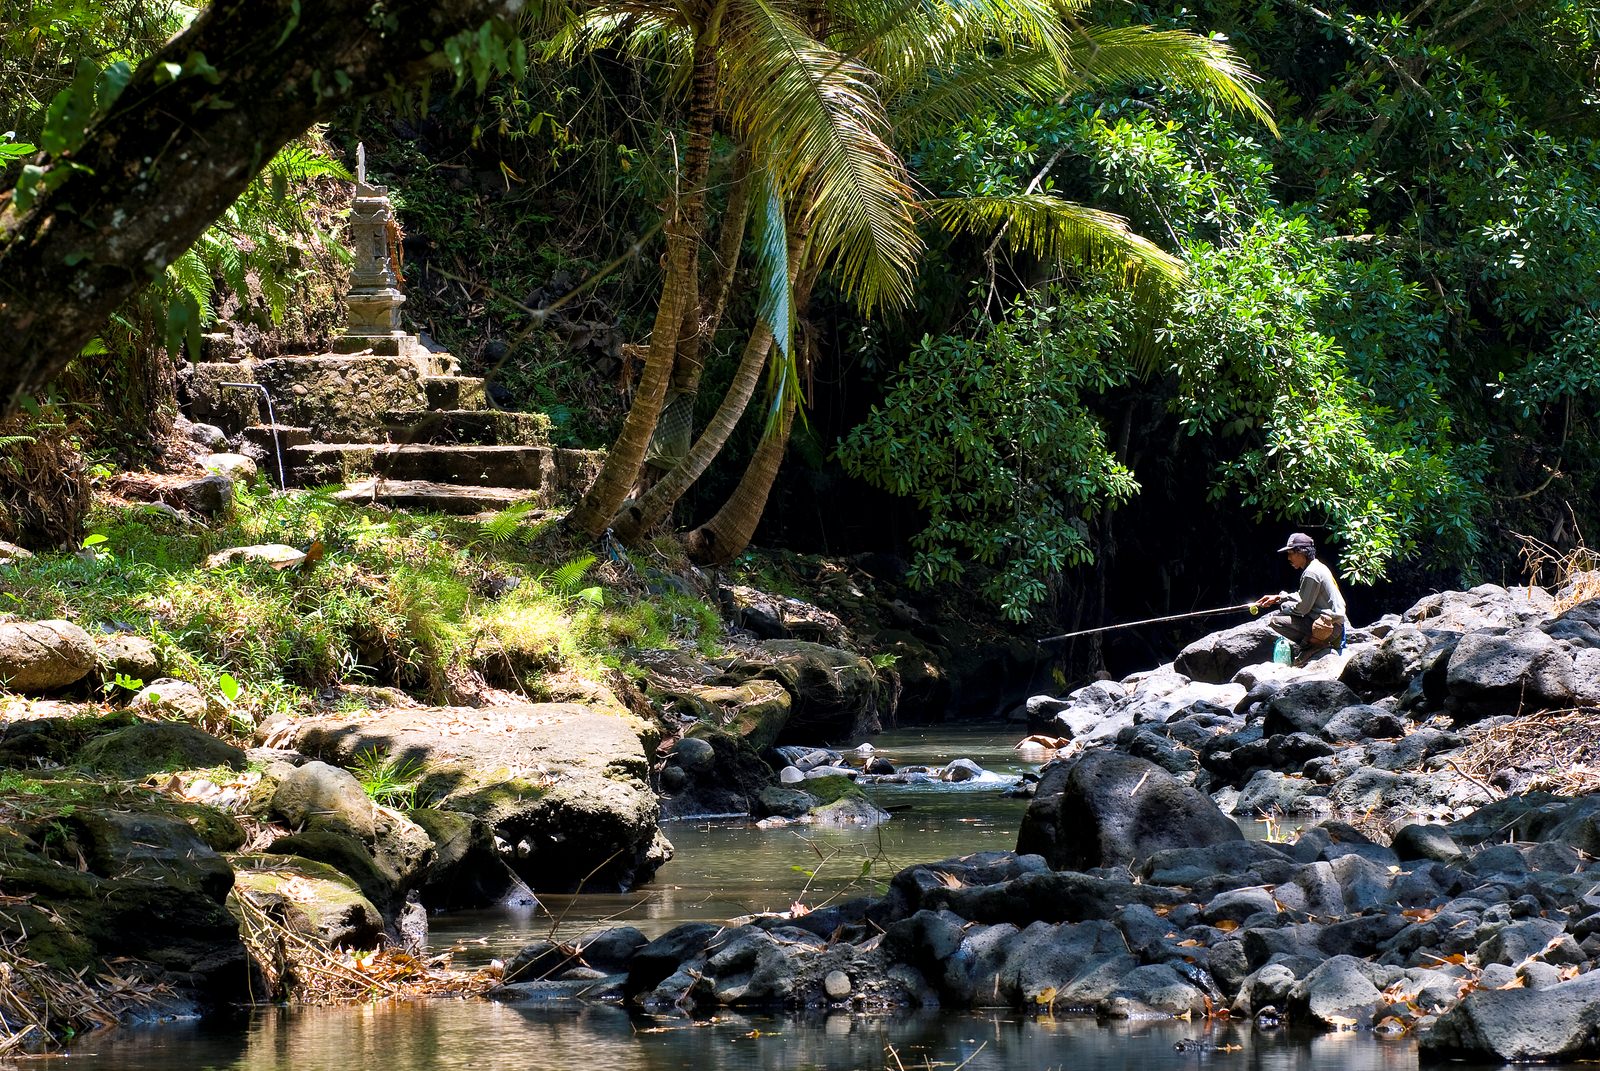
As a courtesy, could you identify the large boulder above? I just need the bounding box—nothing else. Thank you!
[1422,969,1600,1062]
[1339,625,1431,700]
[719,640,881,743]
[1016,751,1243,870]
[76,720,247,777]
[1404,584,1554,632]
[1262,679,1364,737]
[0,620,96,692]
[1445,628,1576,718]
[1174,618,1279,684]
[290,704,668,892]
[0,803,247,1002]
[659,728,774,819]
[659,680,791,752]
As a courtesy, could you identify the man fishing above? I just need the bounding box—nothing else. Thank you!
[1255,532,1346,664]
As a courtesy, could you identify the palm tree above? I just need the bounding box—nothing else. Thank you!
[555,0,1274,549]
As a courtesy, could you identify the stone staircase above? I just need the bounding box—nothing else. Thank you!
[183,339,599,515]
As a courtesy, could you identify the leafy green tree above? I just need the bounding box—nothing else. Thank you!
[556,0,1274,560]
[0,0,529,416]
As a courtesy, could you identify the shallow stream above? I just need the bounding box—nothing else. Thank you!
[64,727,1430,1070]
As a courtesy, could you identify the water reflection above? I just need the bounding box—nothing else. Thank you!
[57,728,1433,1069]
[65,1003,1422,1071]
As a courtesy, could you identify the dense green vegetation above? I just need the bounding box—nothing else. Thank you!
[3,0,1597,631]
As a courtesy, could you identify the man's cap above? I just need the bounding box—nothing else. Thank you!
[1276,533,1316,554]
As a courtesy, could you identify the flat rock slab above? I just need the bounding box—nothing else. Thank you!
[289,704,666,891]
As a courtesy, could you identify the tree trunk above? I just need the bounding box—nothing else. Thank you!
[610,320,774,542]
[567,39,720,537]
[611,218,807,542]
[684,370,799,565]
[0,0,520,416]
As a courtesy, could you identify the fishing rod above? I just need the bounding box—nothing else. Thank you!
[1039,601,1262,644]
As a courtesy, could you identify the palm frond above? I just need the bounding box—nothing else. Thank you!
[721,0,922,311]
[892,25,1273,137]
[544,7,691,65]
[750,167,794,358]
[928,193,1184,285]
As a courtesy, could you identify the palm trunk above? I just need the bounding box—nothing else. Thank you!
[610,320,774,542]
[684,375,798,565]
[611,218,806,542]
[567,39,720,537]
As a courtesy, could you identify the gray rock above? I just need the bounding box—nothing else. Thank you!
[1321,704,1406,743]
[271,760,377,841]
[0,619,96,691]
[130,678,218,725]
[1234,770,1330,818]
[1391,824,1464,862]
[757,786,819,818]
[824,969,852,1000]
[1100,963,1209,1019]
[96,634,163,684]
[1175,618,1280,684]
[780,765,806,784]
[1422,969,1600,1061]
[671,736,717,774]
[1016,751,1242,870]
[1290,955,1385,1027]
[1262,679,1364,737]
[1446,628,1576,718]
[1340,626,1431,700]
[173,473,234,517]
[186,421,230,450]
[201,453,258,482]
[0,540,33,565]
[1404,584,1554,632]
[942,758,984,782]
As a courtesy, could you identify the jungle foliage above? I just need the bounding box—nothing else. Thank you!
[841,0,1600,618]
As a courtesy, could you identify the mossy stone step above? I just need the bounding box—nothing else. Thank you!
[423,375,489,411]
[381,409,552,447]
[288,443,555,489]
[332,479,540,514]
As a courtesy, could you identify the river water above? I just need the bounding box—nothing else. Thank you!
[60,727,1429,1070]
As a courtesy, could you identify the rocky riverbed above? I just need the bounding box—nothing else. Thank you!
[494,575,1600,1064]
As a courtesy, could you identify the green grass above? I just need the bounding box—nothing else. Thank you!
[0,484,730,722]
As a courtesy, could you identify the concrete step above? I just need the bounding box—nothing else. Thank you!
[423,376,489,411]
[242,424,313,487]
[333,479,538,515]
[381,409,551,447]
[288,444,553,489]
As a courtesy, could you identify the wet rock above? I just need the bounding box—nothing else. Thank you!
[0,619,96,692]
[627,922,724,1001]
[409,808,513,910]
[942,758,984,782]
[1017,751,1242,870]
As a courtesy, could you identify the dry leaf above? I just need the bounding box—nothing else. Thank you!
[1177,939,1204,948]
[1215,919,1240,932]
